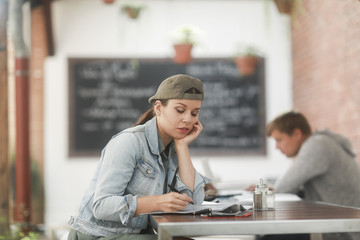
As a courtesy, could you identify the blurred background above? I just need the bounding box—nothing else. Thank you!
[0,0,359,239]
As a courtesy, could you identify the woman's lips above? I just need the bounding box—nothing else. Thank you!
[178,127,190,134]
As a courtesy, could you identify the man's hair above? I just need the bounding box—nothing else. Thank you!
[266,111,312,137]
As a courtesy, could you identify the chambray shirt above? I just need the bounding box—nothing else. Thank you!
[68,117,208,237]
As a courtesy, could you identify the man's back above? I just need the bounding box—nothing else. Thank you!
[275,130,360,208]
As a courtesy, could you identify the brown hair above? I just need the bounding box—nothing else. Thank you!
[133,99,169,126]
[266,111,312,137]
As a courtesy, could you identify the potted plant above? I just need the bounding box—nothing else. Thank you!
[103,0,115,4]
[273,0,293,14]
[272,0,304,18]
[121,4,145,19]
[233,44,261,76]
[169,24,202,64]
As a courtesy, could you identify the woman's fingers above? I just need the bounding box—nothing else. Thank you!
[173,193,193,205]
[160,193,193,212]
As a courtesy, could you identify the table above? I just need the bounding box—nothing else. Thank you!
[151,201,360,240]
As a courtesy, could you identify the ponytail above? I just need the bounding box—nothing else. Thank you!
[133,99,169,126]
[133,108,155,126]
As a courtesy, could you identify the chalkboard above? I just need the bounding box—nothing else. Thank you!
[68,58,266,157]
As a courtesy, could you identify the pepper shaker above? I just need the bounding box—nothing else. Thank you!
[253,190,262,210]
[255,178,269,210]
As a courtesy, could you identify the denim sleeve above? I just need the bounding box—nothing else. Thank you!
[175,171,209,204]
[92,132,139,225]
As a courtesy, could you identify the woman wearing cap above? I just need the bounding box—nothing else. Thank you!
[68,74,208,240]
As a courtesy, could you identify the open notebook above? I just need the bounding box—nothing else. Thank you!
[145,203,250,216]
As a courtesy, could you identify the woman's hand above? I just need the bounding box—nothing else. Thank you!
[135,192,193,216]
[157,192,194,212]
[175,120,203,146]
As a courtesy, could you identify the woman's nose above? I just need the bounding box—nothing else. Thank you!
[183,113,192,123]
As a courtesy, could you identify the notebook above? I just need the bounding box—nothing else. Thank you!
[146,203,250,216]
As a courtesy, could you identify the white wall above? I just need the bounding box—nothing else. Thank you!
[44,0,293,234]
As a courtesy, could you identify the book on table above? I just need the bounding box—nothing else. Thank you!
[145,203,252,217]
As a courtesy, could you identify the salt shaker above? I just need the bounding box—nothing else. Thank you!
[266,190,275,210]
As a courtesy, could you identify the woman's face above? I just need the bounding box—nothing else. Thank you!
[155,99,202,146]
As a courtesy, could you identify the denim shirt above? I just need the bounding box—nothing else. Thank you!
[68,117,208,237]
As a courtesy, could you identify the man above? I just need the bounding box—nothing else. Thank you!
[265,111,360,240]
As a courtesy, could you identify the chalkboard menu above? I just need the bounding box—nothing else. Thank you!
[68,58,266,157]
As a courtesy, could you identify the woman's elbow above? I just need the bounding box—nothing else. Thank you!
[92,201,107,220]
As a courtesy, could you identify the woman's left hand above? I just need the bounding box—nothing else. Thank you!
[175,120,203,145]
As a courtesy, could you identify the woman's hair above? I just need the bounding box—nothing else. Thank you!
[133,99,168,126]
[135,75,204,127]
[266,111,312,137]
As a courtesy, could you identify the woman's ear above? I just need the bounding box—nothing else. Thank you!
[154,100,162,116]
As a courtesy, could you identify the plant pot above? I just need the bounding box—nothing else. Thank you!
[124,7,141,19]
[103,0,115,4]
[234,56,258,76]
[173,44,193,64]
[273,0,293,14]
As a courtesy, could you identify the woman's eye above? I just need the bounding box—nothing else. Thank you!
[176,109,184,113]
[191,112,198,117]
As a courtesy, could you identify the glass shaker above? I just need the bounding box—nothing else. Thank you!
[266,190,275,210]
[255,178,269,210]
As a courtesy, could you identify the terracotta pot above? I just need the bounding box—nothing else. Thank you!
[103,0,115,4]
[126,9,137,19]
[124,8,141,19]
[234,56,258,76]
[173,44,193,64]
[273,0,292,14]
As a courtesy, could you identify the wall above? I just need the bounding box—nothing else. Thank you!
[292,0,360,162]
[44,0,293,233]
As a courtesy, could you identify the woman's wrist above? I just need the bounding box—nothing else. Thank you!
[174,139,189,149]
[136,195,160,215]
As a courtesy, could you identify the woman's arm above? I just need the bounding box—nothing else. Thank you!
[93,132,195,221]
[92,133,139,222]
[174,120,203,191]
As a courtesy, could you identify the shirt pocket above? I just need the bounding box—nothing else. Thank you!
[128,157,158,196]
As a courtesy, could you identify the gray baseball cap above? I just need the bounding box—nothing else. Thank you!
[148,74,204,103]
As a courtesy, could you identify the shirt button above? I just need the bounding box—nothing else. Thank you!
[146,169,151,174]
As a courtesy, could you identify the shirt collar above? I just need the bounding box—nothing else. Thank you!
[158,131,165,154]
[145,116,175,158]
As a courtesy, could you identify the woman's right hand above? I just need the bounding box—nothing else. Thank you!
[157,192,194,212]
[135,192,194,216]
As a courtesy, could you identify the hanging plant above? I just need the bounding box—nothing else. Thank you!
[273,0,293,14]
[233,44,262,76]
[169,24,203,64]
[121,5,145,19]
[103,0,115,4]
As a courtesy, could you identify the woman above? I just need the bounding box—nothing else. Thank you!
[68,74,209,240]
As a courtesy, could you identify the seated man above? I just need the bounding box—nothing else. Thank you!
[263,111,360,240]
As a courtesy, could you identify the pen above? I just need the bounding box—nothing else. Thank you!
[168,184,194,205]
